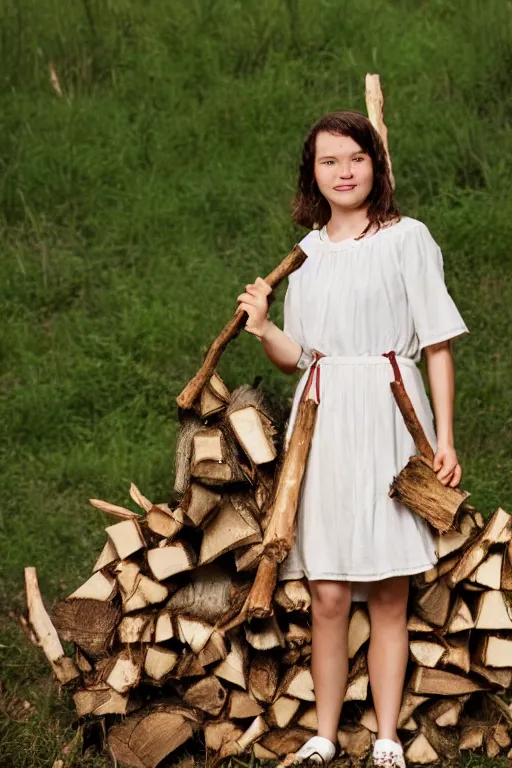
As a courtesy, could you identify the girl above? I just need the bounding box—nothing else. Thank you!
[236,111,469,768]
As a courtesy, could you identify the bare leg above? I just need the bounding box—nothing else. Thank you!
[367,575,409,743]
[310,580,352,743]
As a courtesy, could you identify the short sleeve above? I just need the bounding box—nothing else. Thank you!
[399,222,470,351]
[283,276,314,370]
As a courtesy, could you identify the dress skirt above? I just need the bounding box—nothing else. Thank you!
[277,352,440,602]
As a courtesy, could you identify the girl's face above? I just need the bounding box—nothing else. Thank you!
[314,131,374,212]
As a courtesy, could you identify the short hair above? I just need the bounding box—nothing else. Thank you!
[292,110,400,237]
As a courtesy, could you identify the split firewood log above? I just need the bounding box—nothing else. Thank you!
[154,611,174,643]
[249,653,280,703]
[105,649,143,693]
[437,530,469,559]
[245,615,285,650]
[267,695,301,728]
[501,539,512,590]
[73,686,129,718]
[490,723,511,751]
[275,664,314,702]
[93,539,118,572]
[408,666,489,695]
[24,568,80,684]
[474,634,512,667]
[234,542,265,572]
[253,743,277,759]
[225,385,277,467]
[259,726,313,756]
[176,616,215,654]
[105,518,146,560]
[348,606,371,658]
[115,561,169,613]
[227,690,263,719]
[144,646,179,681]
[439,633,470,674]
[360,708,378,733]
[397,693,430,728]
[390,455,469,534]
[469,551,503,590]
[344,651,369,702]
[88,497,140,519]
[108,705,202,768]
[128,484,183,540]
[197,630,227,666]
[68,571,117,601]
[75,647,92,672]
[297,706,317,731]
[165,565,251,625]
[203,720,243,754]
[171,651,206,679]
[474,589,512,629]
[233,715,269,755]
[404,732,438,764]
[337,725,372,758]
[470,661,512,688]
[118,613,154,644]
[409,639,445,668]
[199,371,231,419]
[284,622,311,649]
[446,507,511,588]
[146,505,183,539]
[437,552,460,577]
[416,580,451,627]
[213,632,248,690]
[441,595,474,634]
[147,541,196,581]
[413,565,439,587]
[183,675,228,716]
[199,497,261,565]
[274,580,311,613]
[459,725,486,750]
[179,483,222,528]
[425,698,463,727]
[52,597,120,659]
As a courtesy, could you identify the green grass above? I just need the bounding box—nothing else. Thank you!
[1,0,512,765]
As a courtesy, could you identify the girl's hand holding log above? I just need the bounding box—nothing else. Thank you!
[237,277,273,340]
[433,444,462,488]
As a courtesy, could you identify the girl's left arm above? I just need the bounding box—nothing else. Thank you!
[424,340,462,488]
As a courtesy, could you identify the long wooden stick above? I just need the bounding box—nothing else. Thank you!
[24,566,80,684]
[220,363,321,630]
[365,73,395,190]
[176,245,307,410]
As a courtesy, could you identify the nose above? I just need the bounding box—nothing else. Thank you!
[339,161,353,178]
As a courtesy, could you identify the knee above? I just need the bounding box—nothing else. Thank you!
[310,581,352,620]
[368,577,409,624]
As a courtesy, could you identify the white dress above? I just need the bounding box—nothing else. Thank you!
[278,216,470,602]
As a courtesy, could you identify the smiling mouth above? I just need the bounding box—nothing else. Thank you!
[334,185,357,190]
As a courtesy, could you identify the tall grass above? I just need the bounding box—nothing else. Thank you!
[1,1,511,765]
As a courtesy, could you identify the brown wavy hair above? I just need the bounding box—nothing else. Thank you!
[292,110,400,238]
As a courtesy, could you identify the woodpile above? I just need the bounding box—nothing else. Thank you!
[25,368,512,767]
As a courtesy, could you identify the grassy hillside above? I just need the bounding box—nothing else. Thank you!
[1,0,511,765]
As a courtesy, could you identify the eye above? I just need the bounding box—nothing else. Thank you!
[322,160,334,165]
[353,156,365,162]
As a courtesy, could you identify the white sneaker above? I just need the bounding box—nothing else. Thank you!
[279,736,337,766]
[373,738,406,768]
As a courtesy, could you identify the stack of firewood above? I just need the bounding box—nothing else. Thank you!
[24,370,512,767]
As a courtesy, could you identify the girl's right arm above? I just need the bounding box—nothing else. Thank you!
[237,277,303,375]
